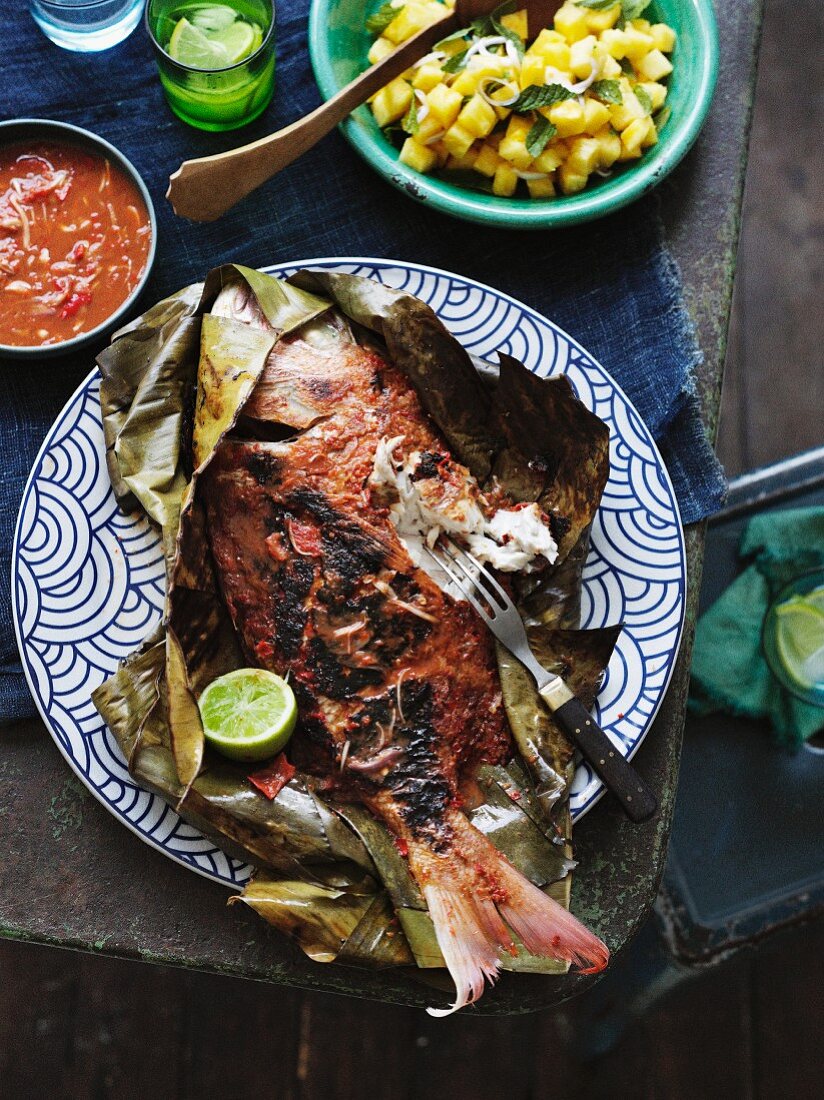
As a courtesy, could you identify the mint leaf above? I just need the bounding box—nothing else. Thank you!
[490,0,524,61]
[401,95,419,136]
[526,117,557,158]
[589,79,623,105]
[436,27,472,46]
[634,85,652,113]
[442,48,469,74]
[435,168,495,194]
[512,83,575,112]
[619,56,635,75]
[575,0,619,9]
[621,0,653,20]
[652,105,671,129]
[366,2,400,35]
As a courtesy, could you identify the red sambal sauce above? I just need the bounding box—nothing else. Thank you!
[0,142,152,347]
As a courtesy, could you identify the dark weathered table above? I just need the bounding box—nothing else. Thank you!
[0,1,764,1013]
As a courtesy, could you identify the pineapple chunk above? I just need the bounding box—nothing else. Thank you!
[629,18,652,33]
[398,137,439,174]
[650,23,677,52]
[492,163,519,196]
[426,83,463,128]
[585,4,621,34]
[473,144,502,177]
[443,122,476,158]
[593,46,622,78]
[532,145,564,172]
[452,57,510,97]
[583,98,610,135]
[450,69,480,97]
[384,4,438,46]
[547,98,587,138]
[621,26,655,62]
[413,63,444,93]
[446,148,478,171]
[641,117,658,148]
[558,162,588,194]
[528,29,571,70]
[620,117,648,157]
[593,127,622,168]
[636,81,668,111]
[636,48,674,82]
[498,115,534,171]
[599,29,627,59]
[608,83,646,130]
[569,35,597,79]
[457,94,497,138]
[368,37,395,65]
[554,3,589,44]
[566,136,601,176]
[428,140,450,167]
[527,175,555,198]
[499,9,528,39]
[520,55,546,89]
[416,114,446,143]
[371,78,413,128]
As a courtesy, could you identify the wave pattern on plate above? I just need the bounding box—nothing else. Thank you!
[12,259,685,889]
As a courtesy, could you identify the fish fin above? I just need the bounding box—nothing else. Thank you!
[422,882,503,1017]
[496,866,609,973]
[415,812,608,1015]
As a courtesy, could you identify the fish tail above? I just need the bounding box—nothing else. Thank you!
[414,812,608,1016]
[422,882,503,1017]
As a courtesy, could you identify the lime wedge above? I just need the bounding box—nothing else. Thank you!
[210,18,261,63]
[190,4,238,33]
[199,668,297,763]
[774,596,824,689]
[168,17,230,68]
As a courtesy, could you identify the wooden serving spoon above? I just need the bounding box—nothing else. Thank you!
[167,0,561,222]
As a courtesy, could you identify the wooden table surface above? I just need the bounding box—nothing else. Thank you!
[0,0,764,1015]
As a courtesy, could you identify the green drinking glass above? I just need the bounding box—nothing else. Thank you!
[146,0,275,131]
[762,568,824,708]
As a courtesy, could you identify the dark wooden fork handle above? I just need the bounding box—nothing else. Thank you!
[544,693,658,823]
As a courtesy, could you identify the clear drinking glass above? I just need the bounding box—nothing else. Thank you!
[146,0,275,132]
[29,0,144,51]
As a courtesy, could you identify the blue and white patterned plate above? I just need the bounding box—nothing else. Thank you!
[13,258,686,890]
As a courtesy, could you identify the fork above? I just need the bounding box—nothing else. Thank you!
[424,538,658,823]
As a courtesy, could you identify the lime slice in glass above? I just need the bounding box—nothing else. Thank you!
[774,596,824,689]
[168,17,230,68]
[210,18,261,63]
[199,668,297,762]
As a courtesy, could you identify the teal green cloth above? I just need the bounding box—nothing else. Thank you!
[689,507,824,747]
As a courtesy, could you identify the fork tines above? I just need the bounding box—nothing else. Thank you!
[423,537,509,623]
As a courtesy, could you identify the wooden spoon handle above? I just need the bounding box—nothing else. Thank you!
[167,11,458,223]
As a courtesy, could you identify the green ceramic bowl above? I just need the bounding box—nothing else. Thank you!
[308,0,719,228]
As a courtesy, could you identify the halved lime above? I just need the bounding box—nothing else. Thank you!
[199,668,297,763]
[168,17,230,68]
[774,596,824,689]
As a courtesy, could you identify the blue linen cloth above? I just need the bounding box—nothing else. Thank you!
[0,2,725,721]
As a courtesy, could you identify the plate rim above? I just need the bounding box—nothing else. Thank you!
[12,255,686,879]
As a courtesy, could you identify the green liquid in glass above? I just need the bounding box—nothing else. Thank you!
[147,1,275,131]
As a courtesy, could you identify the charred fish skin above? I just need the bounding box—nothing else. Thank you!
[201,333,608,1011]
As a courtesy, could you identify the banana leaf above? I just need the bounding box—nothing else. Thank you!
[93,265,617,976]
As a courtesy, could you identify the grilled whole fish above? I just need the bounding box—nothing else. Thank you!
[200,289,608,1012]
